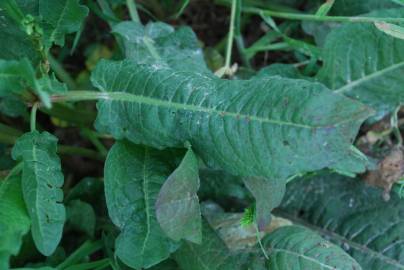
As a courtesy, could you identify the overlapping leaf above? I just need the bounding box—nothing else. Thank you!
[0,5,38,62]
[262,225,362,270]
[39,0,89,47]
[0,175,30,269]
[317,8,404,112]
[243,176,286,230]
[104,141,178,269]
[12,131,65,256]
[173,221,240,270]
[0,58,67,107]
[92,59,371,180]
[112,21,209,73]
[0,0,88,61]
[156,148,202,244]
[278,173,404,270]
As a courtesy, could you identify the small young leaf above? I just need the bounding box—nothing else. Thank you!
[243,176,286,230]
[315,0,335,17]
[92,59,371,180]
[156,148,202,244]
[262,226,362,270]
[104,141,178,269]
[0,175,31,269]
[12,131,66,256]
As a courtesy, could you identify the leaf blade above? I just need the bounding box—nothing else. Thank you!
[0,175,31,269]
[318,8,404,111]
[279,173,404,269]
[92,59,371,180]
[104,141,177,269]
[263,225,362,270]
[12,131,66,256]
[156,148,202,244]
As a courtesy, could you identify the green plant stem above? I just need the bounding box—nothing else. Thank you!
[81,128,108,156]
[244,42,290,55]
[48,54,77,90]
[391,106,403,145]
[30,102,39,132]
[40,103,96,127]
[243,7,404,23]
[234,0,251,68]
[0,123,105,161]
[224,0,237,69]
[64,258,111,270]
[254,223,269,260]
[58,145,106,161]
[57,240,103,269]
[126,0,140,23]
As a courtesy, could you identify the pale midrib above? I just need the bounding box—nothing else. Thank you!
[140,148,151,256]
[94,91,365,129]
[271,248,342,269]
[49,1,69,42]
[335,61,404,94]
[277,212,404,269]
[31,143,45,248]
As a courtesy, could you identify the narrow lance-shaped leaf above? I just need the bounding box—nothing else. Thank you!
[0,175,31,269]
[317,8,404,112]
[375,21,404,40]
[92,59,372,180]
[278,173,404,270]
[262,226,362,270]
[104,141,178,269]
[243,176,286,231]
[156,147,202,244]
[12,131,65,256]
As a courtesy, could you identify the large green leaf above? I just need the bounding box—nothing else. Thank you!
[12,131,65,256]
[112,21,209,73]
[92,59,371,180]
[0,175,31,270]
[156,148,202,244]
[173,221,240,270]
[317,8,404,112]
[104,141,177,269]
[39,0,89,47]
[278,173,404,270]
[262,225,362,270]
